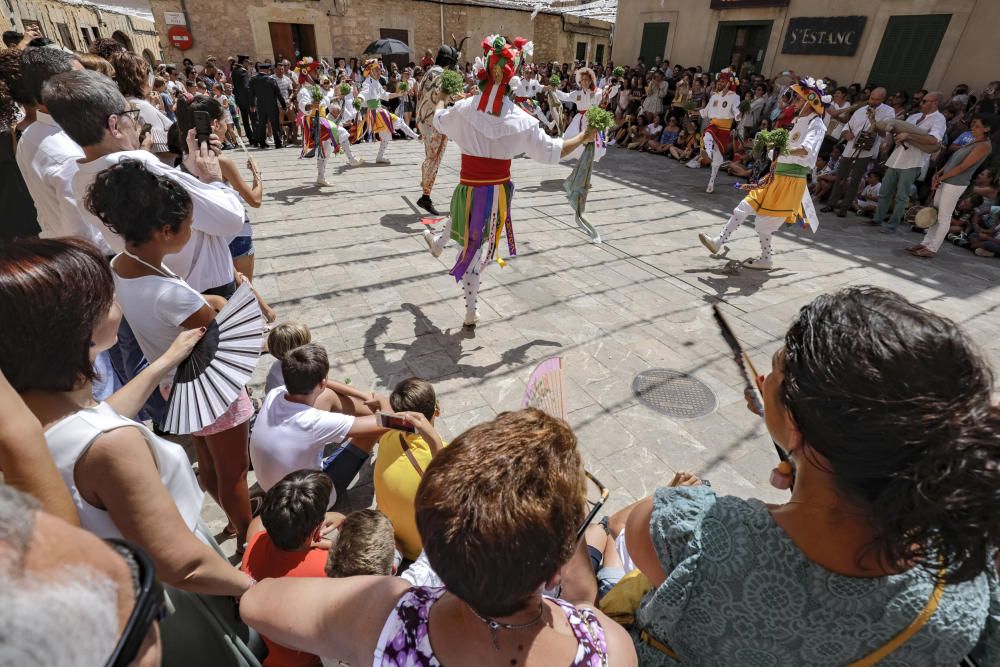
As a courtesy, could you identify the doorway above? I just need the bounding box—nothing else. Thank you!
[268,22,317,63]
[639,22,668,68]
[379,28,410,75]
[710,21,772,75]
[868,14,951,93]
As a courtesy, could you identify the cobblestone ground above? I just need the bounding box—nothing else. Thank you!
[199,138,1000,555]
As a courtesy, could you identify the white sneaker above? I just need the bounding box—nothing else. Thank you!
[685,158,701,169]
[376,158,391,164]
[706,183,715,193]
[316,178,331,187]
[743,257,774,270]
[423,229,442,258]
[463,309,480,328]
[698,233,721,255]
[348,157,363,166]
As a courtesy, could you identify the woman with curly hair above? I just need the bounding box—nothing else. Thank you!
[614,287,1000,665]
[110,51,174,159]
[0,47,39,239]
[86,159,256,553]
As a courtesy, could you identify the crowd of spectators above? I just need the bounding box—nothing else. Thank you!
[0,29,999,667]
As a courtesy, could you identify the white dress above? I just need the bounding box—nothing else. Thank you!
[552,85,619,161]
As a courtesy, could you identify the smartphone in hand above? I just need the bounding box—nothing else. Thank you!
[376,412,415,433]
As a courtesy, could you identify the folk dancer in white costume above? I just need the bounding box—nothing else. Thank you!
[353,59,418,165]
[318,85,363,169]
[688,68,742,193]
[698,77,829,270]
[415,41,465,215]
[548,67,618,161]
[511,75,554,131]
[421,35,597,327]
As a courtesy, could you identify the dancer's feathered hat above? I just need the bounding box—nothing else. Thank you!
[790,76,832,115]
[294,57,320,84]
[362,58,382,79]
[716,67,739,92]
[472,34,533,115]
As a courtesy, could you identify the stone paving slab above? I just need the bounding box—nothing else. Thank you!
[202,138,1000,554]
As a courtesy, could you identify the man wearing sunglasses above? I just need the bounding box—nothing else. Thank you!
[0,485,162,666]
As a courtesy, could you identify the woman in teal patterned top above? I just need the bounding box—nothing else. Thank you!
[622,287,1000,665]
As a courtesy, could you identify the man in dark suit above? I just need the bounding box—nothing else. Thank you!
[231,55,254,145]
[249,61,286,148]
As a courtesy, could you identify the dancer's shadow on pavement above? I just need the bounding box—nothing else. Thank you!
[518,178,566,194]
[379,212,421,234]
[363,302,561,382]
[266,184,334,206]
[684,265,794,301]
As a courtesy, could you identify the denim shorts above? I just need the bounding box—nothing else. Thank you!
[228,235,255,259]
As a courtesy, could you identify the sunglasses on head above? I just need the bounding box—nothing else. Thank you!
[104,539,166,667]
[577,470,609,541]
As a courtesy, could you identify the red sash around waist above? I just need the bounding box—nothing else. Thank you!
[460,155,512,186]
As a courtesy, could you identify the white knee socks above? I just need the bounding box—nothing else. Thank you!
[376,131,391,161]
[752,216,785,261]
[709,146,724,188]
[717,200,755,245]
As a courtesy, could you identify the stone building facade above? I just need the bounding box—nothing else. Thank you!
[2,0,160,62]
[614,0,998,95]
[146,0,614,68]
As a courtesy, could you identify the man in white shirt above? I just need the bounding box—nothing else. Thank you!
[273,62,295,144]
[43,69,245,294]
[249,344,398,506]
[12,48,108,250]
[823,87,894,217]
[875,91,947,232]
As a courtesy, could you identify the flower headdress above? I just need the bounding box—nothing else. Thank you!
[716,67,739,92]
[362,58,382,80]
[474,34,533,115]
[790,76,832,115]
[294,56,320,85]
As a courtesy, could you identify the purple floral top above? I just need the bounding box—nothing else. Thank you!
[373,586,609,666]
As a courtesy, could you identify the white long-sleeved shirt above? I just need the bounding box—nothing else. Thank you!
[778,114,827,170]
[14,112,111,251]
[360,77,389,105]
[71,150,245,292]
[433,96,564,163]
[552,85,619,112]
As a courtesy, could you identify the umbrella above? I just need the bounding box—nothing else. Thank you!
[362,39,411,56]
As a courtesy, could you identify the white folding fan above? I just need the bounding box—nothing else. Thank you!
[521,356,566,420]
[164,281,264,434]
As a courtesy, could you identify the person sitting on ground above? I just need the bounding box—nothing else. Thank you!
[612,113,636,146]
[968,213,1000,257]
[615,287,1000,665]
[250,343,433,506]
[852,169,882,216]
[373,377,446,562]
[668,118,700,162]
[970,167,998,201]
[629,113,663,151]
[811,143,843,201]
[242,470,343,667]
[945,193,984,236]
[325,508,397,578]
[241,408,638,667]
[264,322,312,393]
[0,239,253,653]
[645,117,680,155]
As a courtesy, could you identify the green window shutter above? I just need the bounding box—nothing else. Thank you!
[640,22,669,66]
[868,14,951,93]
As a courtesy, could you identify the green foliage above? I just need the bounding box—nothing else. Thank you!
[752,128,790,157]
[352,96,363,110]
[440,69,464,95]
[612,66,625,78]
[338,83,351,96]
[549,74,561,87]
[397,81,408,92]
[309,84,323,103]
[585,106,615,132]
[682,99,699,111]
[738,99,750,114]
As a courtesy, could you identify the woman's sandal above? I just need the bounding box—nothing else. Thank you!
[909,247,936,258]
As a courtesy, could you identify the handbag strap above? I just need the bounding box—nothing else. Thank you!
[847,569,946,667]
[399,434,423,477]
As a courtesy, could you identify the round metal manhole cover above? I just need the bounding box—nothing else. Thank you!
[632,369,717,419]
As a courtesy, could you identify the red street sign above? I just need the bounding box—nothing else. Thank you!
[167,25,193,51]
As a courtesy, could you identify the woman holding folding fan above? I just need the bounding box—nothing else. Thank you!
[0,237,252,604]
[84,158,256,553]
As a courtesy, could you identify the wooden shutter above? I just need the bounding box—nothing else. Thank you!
[639,23,669,66]
[868,14,951,93]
